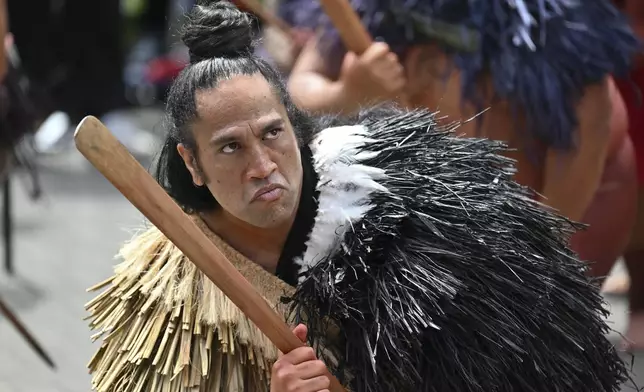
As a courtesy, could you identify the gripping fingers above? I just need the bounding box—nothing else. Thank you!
[295,359,328,379]
[298,375,331,391]
[386,52,400,64]
[279,346,317,366]
[363,41,392,61]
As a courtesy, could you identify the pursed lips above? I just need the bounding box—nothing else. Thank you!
[251,184,285,202]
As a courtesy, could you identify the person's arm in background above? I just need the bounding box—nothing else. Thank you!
[539,77,616,222]
[287,34,406,115]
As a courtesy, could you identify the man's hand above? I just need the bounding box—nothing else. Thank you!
[338,41,406,105]
[270,324,331,392]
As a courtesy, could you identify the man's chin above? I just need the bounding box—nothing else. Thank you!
[246,220,284,230]
[245,210,293,229]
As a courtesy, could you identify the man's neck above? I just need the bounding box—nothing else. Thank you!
[200,210,294,274]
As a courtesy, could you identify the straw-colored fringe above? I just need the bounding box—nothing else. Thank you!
[85,224,289,392]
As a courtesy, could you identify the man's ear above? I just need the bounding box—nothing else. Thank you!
[177,143,205,186]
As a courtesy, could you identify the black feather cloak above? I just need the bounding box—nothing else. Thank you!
[287,106,631,392]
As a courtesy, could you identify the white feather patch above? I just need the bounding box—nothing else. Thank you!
[295,125,389,280]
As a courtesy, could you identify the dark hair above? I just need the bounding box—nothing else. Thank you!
[155,0,314,213]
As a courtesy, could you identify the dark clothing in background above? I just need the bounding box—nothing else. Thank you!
[8,0,127,123]
[141,0,170,36]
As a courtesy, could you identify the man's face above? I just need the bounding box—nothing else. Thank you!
[179,73,303,229]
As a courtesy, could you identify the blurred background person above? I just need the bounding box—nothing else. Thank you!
[8,0,126,147]
[606,0,644,351]
[278,0,642,349]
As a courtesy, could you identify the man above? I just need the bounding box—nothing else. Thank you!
[85,1,633,391]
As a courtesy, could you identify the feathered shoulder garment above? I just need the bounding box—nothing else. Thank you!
[290,106,632,391]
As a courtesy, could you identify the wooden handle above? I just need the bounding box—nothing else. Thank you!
[74,116,346,392]
[237,0,293,37]
[318,0,372,54]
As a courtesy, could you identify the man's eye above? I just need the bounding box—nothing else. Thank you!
[221,142,240,153]
[264,128,283,140]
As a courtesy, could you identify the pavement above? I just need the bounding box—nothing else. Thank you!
[0,107,642,391]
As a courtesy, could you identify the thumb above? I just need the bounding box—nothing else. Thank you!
[340,51,358,77]
[292,323,308,343]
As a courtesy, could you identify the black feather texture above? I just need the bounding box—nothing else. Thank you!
[287,106,633,392]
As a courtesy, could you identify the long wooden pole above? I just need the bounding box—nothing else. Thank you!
[236,0,293,37]
[73,116,345,392]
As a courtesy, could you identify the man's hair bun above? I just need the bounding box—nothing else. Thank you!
[181,1,257,63]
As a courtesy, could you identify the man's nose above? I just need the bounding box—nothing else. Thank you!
[246,147,278,179]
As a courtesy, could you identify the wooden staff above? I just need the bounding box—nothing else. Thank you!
[73,116,346,392]
[318,0,371,54]
[0,295,56,369]
[318,0,410,106]
[236,0,293,37]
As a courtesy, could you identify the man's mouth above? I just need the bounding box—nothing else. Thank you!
[251,184,284,202]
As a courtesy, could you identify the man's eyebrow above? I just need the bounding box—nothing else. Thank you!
[209,118,284,146]
[261,118,284,132]
[209,131,238,146]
